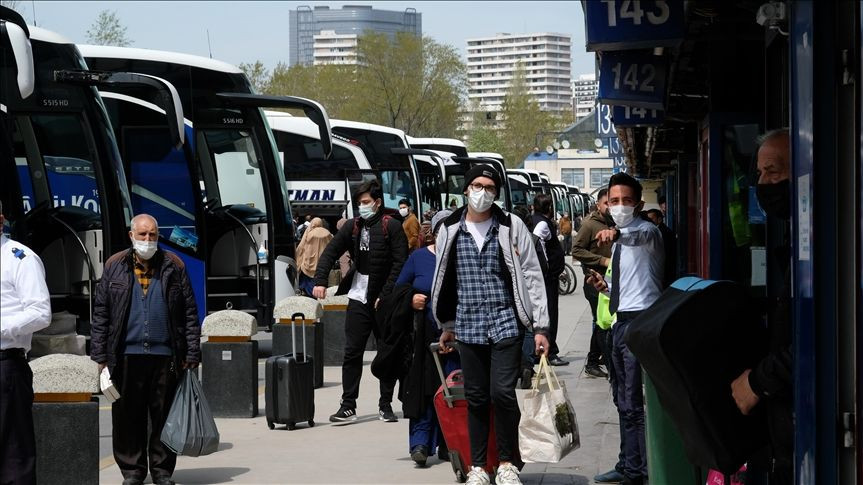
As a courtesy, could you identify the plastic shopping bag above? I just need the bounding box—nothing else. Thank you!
[518,354,580,463]
[160,369,220,457]
[99,367,120,403]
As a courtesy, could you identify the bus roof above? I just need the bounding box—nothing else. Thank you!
[407,136,466,147]
[78,45,242,74]
[29,25,73,44]
[331,119,407,138]
[469,152,504,160]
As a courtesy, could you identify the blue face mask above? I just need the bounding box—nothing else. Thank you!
[358,202,377,220]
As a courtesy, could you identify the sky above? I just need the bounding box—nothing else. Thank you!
[13,1,595,75]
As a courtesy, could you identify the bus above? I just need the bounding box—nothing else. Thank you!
[406,136,469,157]
[0,11,166,335]
[80,45,333,328]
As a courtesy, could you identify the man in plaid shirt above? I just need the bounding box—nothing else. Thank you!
[431,165,549,485]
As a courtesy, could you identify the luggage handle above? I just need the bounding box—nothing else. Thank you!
[429,342,455,408]
[291,312,308,363]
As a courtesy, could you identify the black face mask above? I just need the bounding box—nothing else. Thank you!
[756,179,791,219]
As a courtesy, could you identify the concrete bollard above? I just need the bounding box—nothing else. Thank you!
[30,354,99,485]
[320,288,350,366]
[273,296,324,388]
[201,310,259,418]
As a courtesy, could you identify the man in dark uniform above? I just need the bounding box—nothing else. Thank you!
[92,214,201,485]
[731,128,793,483]
[0,200,52,485]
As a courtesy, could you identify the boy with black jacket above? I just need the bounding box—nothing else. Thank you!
[313,180,409,423]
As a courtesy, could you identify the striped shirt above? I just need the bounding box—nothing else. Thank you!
[454,213,519,345]
[134,261,155,296]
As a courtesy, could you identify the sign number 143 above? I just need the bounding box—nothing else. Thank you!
[601,0,670,26]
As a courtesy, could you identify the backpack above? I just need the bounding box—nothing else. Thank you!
[352,214,392,241]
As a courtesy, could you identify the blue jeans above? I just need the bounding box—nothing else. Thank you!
[409,355,459,452]
[611,318,647,479]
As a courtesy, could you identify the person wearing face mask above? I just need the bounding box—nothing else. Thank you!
[730,128,793,483]
[586,173,664,485]
[312,180,409,424]
[431,165,550,485]
[91,214,200,485]
[1,200,52,485]
[398,199,421,252]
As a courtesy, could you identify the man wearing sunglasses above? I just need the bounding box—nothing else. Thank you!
[431,165,549,485]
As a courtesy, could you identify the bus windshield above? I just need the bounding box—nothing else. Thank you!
[201,128,267,219]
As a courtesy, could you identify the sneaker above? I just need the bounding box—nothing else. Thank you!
[410,444,428,467]
[594,468,625,483]
[122,479,144,485]
[548,355,570,366]
[495,462,522,485]
[584,365,609,378]
[379,404,398,422]
[465,466,491,485]
[437,441,450,462]
[329,405,357,423]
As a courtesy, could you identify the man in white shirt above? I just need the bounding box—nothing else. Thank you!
[0,200,52,484]
[587,173,664,485]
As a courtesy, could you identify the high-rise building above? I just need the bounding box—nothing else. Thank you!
[289,5,421,67]
[466,33,572,116]
[572,73,598,121]
[313,31,359,65]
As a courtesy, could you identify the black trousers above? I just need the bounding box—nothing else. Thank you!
[0,353,36,485]
[583,285,608,368]
[458,335,522,467]
[340,299,396,409]
[112,355,178,481]
[545,278,561,357]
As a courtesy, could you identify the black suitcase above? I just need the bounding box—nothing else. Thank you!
[624,277,768,475]
[265,312,315,430]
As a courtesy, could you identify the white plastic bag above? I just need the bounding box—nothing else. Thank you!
[100,367,121,403]
[518,354,580,463]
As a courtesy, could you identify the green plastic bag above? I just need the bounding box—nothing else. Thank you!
[596,264,615,330]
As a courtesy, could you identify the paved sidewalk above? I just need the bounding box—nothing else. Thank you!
[97,281,620,484]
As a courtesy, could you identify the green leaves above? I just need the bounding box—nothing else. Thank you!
[86,10,132,47]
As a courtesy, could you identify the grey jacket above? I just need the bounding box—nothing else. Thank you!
[430,205,550,335]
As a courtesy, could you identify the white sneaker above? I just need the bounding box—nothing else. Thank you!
[465,466,491,485]
[495,462,522,485]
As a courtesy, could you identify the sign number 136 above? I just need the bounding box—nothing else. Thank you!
[601,0,670,26]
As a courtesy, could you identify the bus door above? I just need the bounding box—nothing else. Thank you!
[391,147,446,216]
[197,94,332,324]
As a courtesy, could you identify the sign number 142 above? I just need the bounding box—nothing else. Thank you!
[601,0,670,26]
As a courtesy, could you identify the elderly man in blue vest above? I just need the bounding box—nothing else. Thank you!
[91,214,200,485]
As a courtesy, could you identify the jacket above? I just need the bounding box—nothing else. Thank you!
[91,249,201,386]
[314,210,408,303]
[402,212,421,251]
[430,205,549,335]
[572,210,612,275]
[559,216,572,237]
[296,224,334,278]
[370,283,415,381]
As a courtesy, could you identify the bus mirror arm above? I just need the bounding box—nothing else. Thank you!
[54,70,185,150]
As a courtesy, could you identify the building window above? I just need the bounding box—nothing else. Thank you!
[590,168,614,188]
[561,168,585,188]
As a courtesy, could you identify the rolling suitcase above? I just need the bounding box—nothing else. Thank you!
[624,277,768,474]
[430,343,501,483]
[265,312,315,430]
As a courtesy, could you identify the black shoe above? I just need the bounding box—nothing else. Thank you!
[153,477,175,485]
[548,355,570,366]
[520,367,534,389]
[621,476,644,485]
[437,442,450,462]
[410,445,429,467]
[329,405,358,423]
[379,404,398,422]
[594,469,625,483]
[122,479,144,485]
[584,365,608,378]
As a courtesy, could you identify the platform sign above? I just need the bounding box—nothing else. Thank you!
[585,0,685,52]
[596,102,617,137]
[612,105,665,126]
[608,136,626,173]
[598,51,668,110]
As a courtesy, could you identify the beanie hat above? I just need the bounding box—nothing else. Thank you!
[462,164,502,199]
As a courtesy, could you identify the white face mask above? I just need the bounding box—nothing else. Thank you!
[131,238,158,260]
[468,187,495,213]
[398,207,409,218]
[609,204,637,227]
[358,202,377,220]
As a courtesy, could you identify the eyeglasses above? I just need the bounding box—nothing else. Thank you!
[469,182,497,195]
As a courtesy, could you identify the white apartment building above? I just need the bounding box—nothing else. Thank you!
[572,73,598,121]
[313,30,359,65]
[466,32,573,115]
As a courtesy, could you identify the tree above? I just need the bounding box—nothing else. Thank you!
[86,10,132,47]
[266,62,363,120]
[466,103,506,155]
[238,60,270,94]
[355,31,466,137]
[498,62,563,167]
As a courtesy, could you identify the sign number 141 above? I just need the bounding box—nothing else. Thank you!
[601,0,670,26]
